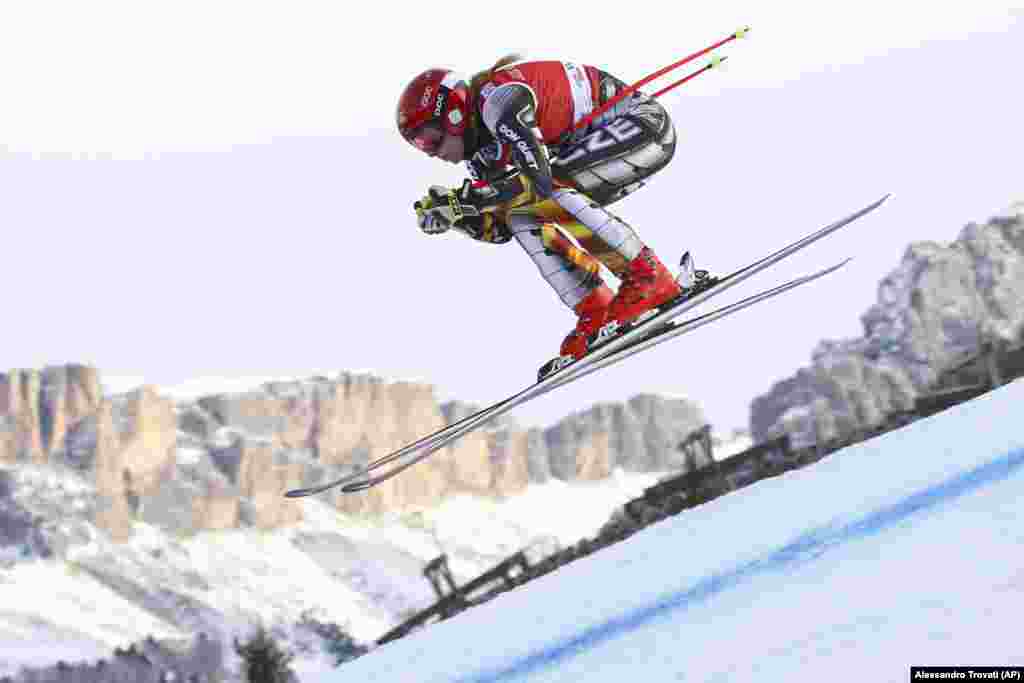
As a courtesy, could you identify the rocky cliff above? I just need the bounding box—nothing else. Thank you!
[751,201,1024,446]
[0,367,706,544]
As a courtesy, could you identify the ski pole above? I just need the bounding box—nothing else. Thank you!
[572,26,750,132]
[650,55,728,99]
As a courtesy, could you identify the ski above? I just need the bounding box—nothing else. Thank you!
[339,258,850,492]
[283,194,889,498]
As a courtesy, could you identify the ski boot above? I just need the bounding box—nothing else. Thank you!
[587,247,685,349]
[537,283,614,382]
[588,250,713,349]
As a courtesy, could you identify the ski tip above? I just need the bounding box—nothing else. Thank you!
[858,193,893,216]
[679,251,691,266]
[820,257,854,277]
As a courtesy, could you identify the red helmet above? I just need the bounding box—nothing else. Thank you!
[396,69,469,152]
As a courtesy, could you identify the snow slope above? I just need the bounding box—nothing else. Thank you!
[322,379,1024,682]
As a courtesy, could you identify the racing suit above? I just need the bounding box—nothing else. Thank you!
[454,60,677,309]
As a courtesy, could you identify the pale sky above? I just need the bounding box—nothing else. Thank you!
[1,2,1022,434]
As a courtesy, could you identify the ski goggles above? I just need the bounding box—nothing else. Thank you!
[404,121,446,155]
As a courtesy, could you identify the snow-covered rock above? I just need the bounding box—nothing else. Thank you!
[0,465,669,678]
[752,203,1024,444]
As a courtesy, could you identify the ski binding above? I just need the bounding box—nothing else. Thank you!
[537,355,576,383]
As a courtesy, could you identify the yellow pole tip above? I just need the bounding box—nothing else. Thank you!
[735,27,751,39]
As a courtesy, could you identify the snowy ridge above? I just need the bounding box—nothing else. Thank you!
[101,369,440,403]
[0,457,672,677]
[752,203,1024,445]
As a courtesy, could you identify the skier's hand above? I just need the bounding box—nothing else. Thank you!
[416,208,449,235]
[414,185,478,235]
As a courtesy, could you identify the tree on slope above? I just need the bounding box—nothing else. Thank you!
[234,626,296,683]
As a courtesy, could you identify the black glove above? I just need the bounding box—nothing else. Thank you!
[414,184,480,235]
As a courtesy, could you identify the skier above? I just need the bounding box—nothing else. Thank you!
[397,57,695,374]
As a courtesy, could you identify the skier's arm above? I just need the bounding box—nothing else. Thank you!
[480,83,553,199]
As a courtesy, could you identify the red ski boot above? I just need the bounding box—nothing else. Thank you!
[607,247,682,326]
[560,283,615,359]
[537,283,614,382]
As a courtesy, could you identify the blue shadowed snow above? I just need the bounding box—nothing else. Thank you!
[323,379,1024,683]
[464,447,1024,682]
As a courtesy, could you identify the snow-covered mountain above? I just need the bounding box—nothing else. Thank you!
[0,454,677,679]
[0,356,737,680]
[751,200,1024,446]
[2,365,708,534]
